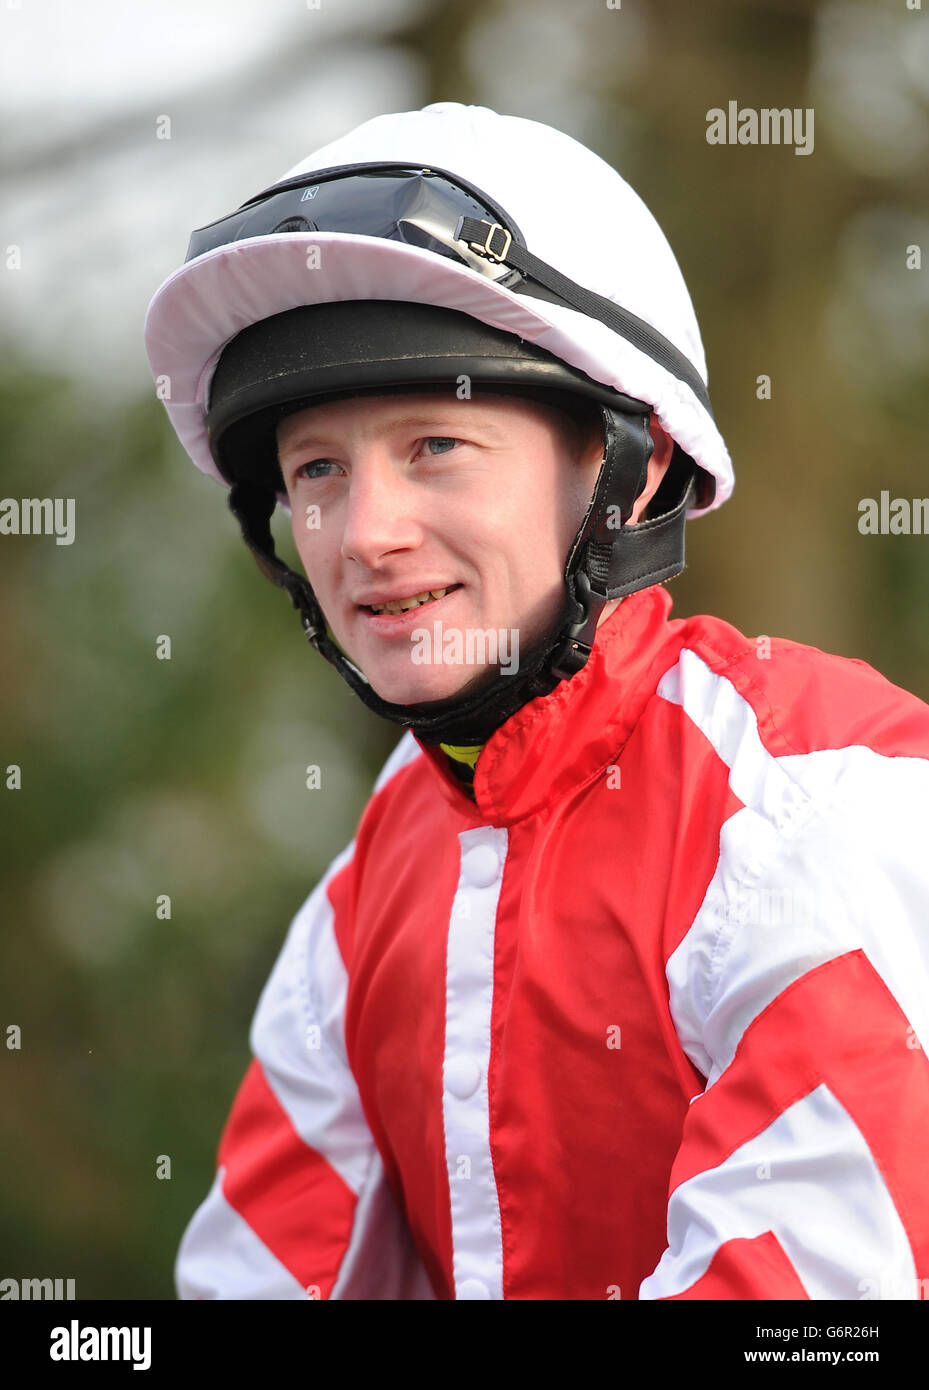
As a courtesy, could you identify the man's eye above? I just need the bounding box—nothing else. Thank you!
[297,459,337,479]
[424,437,458,455]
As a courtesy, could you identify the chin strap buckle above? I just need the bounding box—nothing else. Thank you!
[549,571,606,682]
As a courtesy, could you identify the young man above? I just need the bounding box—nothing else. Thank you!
[273,389,669,710]
[146,103,929,1300]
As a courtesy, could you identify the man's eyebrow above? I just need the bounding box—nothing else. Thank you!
[278,412,506,457]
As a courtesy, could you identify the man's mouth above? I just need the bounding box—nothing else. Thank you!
[363,585,461,616]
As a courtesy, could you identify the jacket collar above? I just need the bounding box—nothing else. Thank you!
[416,584,679,823]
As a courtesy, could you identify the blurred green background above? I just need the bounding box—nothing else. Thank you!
[1,0,927,1297]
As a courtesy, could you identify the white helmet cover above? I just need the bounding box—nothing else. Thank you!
[144,102,733,518]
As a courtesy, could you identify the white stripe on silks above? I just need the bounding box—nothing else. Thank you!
[658,650,929,1087]
[775,743,929,1053]
[330,1147,438,1300]
[373,729,423,792]
[176,1170,310,1300]
[178,737,430,1302]
[657,649,811,837]
[442,826,508,1300]
[248,842,372,1196]
[638,1083,918,1301]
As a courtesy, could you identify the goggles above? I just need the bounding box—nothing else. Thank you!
[186,163,524,285]
[186,161,712,418]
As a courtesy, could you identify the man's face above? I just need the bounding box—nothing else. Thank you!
[276,391,655,708]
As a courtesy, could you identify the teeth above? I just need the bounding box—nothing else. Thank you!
[370,587,449,615]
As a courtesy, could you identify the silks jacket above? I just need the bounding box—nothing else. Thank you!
[175,584,929,1300]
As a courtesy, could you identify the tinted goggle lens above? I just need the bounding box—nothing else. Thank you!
[185,165,524,286]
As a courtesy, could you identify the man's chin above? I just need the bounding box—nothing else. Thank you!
[367,666,500,711]
[328,636,492,708]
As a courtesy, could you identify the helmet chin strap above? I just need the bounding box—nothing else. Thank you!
[226,404,694,747]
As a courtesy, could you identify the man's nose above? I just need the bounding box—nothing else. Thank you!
[339,453,422,567]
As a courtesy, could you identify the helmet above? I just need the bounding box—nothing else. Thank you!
[144,103,732,744]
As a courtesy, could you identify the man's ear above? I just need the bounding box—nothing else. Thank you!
[629,417,674,524]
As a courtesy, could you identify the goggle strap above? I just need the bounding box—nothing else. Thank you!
[455,215,712,419]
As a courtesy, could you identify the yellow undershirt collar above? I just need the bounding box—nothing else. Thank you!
[439,742,483,770]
